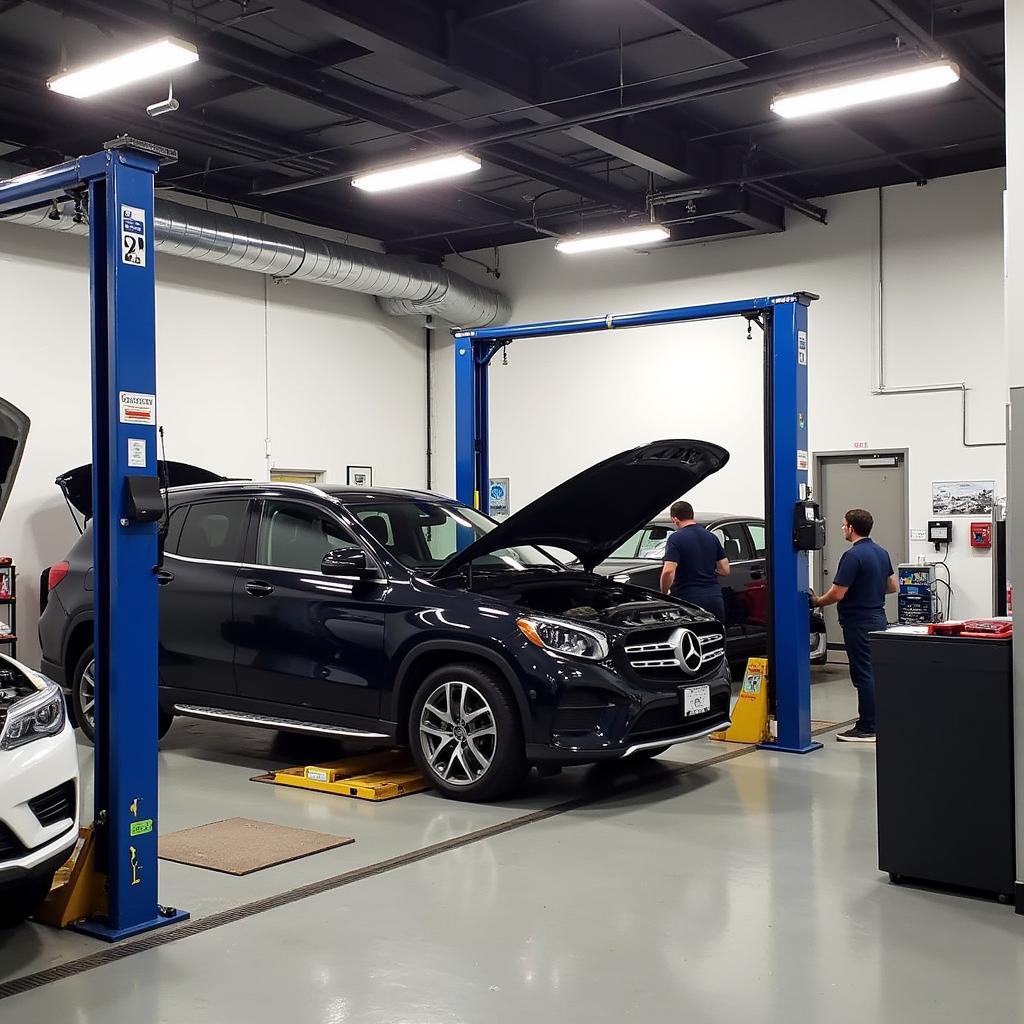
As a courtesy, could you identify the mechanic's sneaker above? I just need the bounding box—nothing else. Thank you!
[837,727,876,743]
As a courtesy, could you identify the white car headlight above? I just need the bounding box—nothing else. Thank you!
[517,616,609,660]
[0,682,67,750]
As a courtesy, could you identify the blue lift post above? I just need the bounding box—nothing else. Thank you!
[0,140,188,939]
[453,292,821,755]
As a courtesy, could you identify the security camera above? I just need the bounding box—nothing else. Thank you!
[147,95,180,118]
[147,82,179,118]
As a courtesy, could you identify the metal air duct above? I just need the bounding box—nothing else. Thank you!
[2,196,511,329]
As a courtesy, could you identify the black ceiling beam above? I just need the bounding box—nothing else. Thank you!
[633,0,932,183]
[868,0,1005,113]
[935,10,1005,40]
[292,0,713,185]
[34,0,637,212]
[176,38,373,111]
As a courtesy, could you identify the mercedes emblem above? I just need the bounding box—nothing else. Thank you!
[676,629,704,675]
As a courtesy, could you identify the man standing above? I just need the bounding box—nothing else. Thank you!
[812,508,897,743]
[660,500,730,621]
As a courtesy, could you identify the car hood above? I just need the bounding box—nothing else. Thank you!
[0,399,29,525]
[439,439,729,575]
[56,461,226,520]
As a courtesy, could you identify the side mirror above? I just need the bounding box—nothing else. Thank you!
[321,547,372,578]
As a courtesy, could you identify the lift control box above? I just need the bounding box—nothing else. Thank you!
[898,563,935,624]
[928,519,953,550]
[793,499,825,551]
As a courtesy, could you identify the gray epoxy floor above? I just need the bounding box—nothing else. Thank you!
[4,663,1022,1022]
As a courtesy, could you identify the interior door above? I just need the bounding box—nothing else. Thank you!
[160,498,250,696]
[233,499,387,718]
[817,453,907,645]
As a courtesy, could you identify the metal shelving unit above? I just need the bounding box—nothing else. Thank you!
[0,562,15,659]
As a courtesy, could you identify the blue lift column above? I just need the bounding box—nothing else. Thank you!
[0,139,187,940]
[453,291,820,754]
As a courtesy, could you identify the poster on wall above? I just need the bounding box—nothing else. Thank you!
[931,480,995,517]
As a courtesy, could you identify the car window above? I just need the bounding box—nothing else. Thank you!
[353,500,562,571]
[746,522,766,558]
[609,529,642,558]
[637,525,672,559]
[258,501,356,571]
[176,500,249,562]
[711,522,751,562]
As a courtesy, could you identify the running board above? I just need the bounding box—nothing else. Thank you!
[173,704,390,740]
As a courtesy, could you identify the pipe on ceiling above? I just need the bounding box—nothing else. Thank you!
[1,195,511,329]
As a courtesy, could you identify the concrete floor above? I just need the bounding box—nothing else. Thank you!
[3,662,1022,1022]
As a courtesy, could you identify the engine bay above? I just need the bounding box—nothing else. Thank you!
[470,571,709,628]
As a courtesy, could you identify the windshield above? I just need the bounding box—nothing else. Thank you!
[350,500,565,573]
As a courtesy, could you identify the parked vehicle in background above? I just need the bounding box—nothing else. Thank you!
[41,440,735,801]
[0,398,79,928]
[593,513,828,668]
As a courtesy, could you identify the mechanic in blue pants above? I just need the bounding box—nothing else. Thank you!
[660,500,730,622]
[812,508,898,743]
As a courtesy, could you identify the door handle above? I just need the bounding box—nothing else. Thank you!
[245,581,274,597]
[155,569,175,586]
[750,570,763,580]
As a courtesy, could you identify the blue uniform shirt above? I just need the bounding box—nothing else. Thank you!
[664,525,726,602]
[833,537,894,624]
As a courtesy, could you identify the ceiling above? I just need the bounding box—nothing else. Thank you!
[0,0,1006,258]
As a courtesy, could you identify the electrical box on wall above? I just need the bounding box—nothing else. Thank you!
[928,520,952,551]
[971,521,992,549]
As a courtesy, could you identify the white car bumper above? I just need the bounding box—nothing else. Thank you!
[0,719,80,886]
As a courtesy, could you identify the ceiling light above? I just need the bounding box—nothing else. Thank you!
[351,153,481,193]
[555,225,670,254]
[47,38,199,99]
[770,60,959,119]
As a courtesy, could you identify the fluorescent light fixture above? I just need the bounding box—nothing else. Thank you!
[47,38,199,98]
[351,153,481,192]
[770,60,959,119]
[555,224,670,254]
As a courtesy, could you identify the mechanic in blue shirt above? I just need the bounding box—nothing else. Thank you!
[812,508,897,743]
[660,500,730,621]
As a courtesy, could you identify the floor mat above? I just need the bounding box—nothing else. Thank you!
[158,817,354,875]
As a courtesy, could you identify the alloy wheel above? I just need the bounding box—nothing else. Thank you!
[419,680,497,787]
[79,658,96,732]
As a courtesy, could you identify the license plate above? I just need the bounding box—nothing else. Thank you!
[682,684,711,717]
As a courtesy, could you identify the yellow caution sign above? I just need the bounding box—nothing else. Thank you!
[711,657,770,744]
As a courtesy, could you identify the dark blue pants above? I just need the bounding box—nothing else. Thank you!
[676,590,725,624]
[841,615,886,733]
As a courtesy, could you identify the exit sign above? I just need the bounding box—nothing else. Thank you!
[852,441,868,449]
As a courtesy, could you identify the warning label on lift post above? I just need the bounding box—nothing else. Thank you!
[121,204,146,267]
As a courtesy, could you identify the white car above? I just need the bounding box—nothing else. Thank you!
[0,398,80,927]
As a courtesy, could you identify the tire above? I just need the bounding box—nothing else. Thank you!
[632,745,671,760]
[811,633,828,666]
[0,872,54,929]
[72,645,174,744]
[409,663,527,802]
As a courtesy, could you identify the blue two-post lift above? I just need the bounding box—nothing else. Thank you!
[0,139,188,940]
[453,291,823,756]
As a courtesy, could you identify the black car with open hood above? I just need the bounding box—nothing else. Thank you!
[40,439,732,801]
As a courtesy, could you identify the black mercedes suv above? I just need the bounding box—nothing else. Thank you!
[39,440,733,800]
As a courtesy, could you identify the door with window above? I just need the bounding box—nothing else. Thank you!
[233,500,387,718]
[161,498,251,696]
[708,520,761,650]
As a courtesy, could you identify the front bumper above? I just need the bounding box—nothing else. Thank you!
[523,653,732,764]
[0,720,80,886]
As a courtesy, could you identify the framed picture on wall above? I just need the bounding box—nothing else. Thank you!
[347,465,373,487]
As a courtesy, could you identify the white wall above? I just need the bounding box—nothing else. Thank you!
[0,218,425,668]
[435,168,1007,620]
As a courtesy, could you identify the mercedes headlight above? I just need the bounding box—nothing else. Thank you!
[0,681,66,750]
[517,616,609,660]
